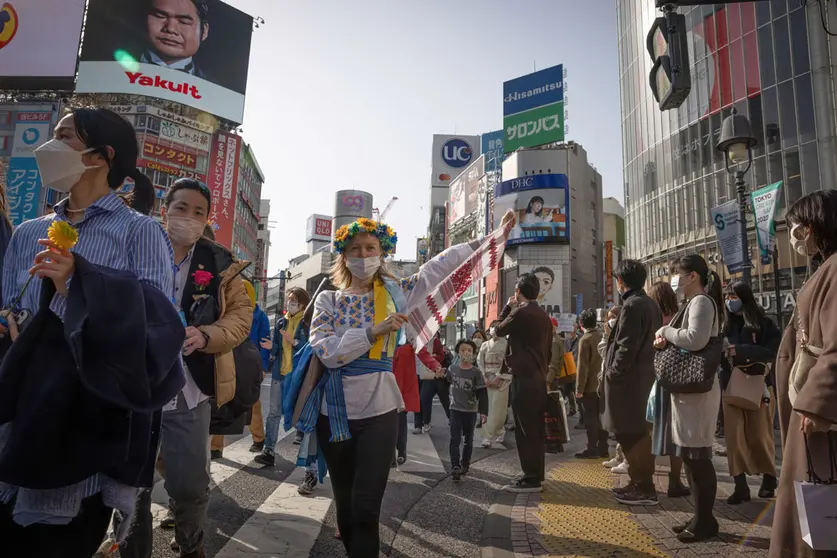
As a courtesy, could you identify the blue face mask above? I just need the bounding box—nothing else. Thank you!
[726,299,743,314]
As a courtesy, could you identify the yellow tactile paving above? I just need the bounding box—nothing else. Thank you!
[537,461,668,558]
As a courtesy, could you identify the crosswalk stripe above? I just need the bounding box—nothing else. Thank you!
[214,468,334,557]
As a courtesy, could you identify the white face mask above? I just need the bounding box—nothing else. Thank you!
[790,223,816,257]
[346,256,381,280]
[286,302,300,315]
[607,318,616,329]
[166,215,205,247]
[34,139,100,193]
[473,338,484,347]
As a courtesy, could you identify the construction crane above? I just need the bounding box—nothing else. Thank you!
[372,196,398,221]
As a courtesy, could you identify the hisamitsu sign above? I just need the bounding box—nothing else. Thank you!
[503,64,566,152]
[503,64,564,116]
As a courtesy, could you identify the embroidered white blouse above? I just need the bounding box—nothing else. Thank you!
[310,242,475,420]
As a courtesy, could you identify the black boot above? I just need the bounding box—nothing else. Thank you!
[758,474,777,499]
[726,474,751,505]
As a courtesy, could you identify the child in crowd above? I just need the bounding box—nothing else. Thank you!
[447,340,488,483]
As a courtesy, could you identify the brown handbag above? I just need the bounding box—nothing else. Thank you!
[724,362,768,411]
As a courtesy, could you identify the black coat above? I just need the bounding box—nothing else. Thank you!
[495,301,553,381]
[0,255,185,489]
[720,313,781,390]
[601,289,662,435]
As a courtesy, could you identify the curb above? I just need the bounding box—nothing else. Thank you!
[480,492,517,558]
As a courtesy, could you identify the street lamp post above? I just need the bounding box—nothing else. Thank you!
[717,108,757,285]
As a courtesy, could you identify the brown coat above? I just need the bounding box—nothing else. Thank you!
[197,257,251,407]
[496,301,552,381]
[577,329,603,395]
[770,254,837,558]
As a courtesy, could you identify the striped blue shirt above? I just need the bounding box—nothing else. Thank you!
[0,193,175,526]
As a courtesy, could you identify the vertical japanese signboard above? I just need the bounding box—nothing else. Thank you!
[503,64,565,153]
[7,110,53,225]
[605,240,614,305]
[207,131,241,249]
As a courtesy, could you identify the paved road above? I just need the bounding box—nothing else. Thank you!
[132,381,523,557]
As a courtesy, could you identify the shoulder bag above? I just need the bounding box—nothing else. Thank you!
[724,362,769,410]
[654,294,723,394]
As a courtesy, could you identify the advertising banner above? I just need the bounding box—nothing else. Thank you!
[138,158,206,181]
[207,131,241,248]
[520,264,563,317]
[751,181,783,265]
[306,214,333,243]
[7,110,52,225]
[0,0,86,90]
[711,199,746,274]
[555,313,577,334]
[503,102,565,153]
[503,65,565,153]
[77,0,253,124]
[449,155,485,225]
[605,240,614,305]
[159,119,212,152]
[481,130,504,175]
[431,134,480,188]
[143,138,197,168]
[493,174,570,246]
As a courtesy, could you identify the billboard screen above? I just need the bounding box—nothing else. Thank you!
[503,64,565,152]
[431,134,480,188]
[493,174,570,246]
[306,214,333,242]
[77,0,253,124]
[449,155,485,225]
[6,109,54,225]
[207,131,241,248]
[0,0,86,90]
[481,130,504,175]
[520,264,563,317]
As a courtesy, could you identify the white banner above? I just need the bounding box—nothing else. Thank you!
[751,181,783,265]
[711,199,746,274]
[76,62,245,124]
[159,120,212,152]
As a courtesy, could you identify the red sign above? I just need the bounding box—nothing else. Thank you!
[126,72,202,99]
[138,158,206,181]
[315,218,332,238]
[18,112,52,122]
[207,131,241,249]
[143,139,197,168]
[605,241,614,305]
[484,266,501,324]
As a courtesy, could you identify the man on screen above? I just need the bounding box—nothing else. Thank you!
[141,0,208,78]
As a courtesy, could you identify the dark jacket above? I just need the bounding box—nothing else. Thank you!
[601,289,662,435]
[495,301,553,381]
[720,313,781,390]
[0,255,185,489]
[250,305,271,371]
[269,313,310,381]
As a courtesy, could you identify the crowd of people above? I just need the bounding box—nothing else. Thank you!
[0,106,833,558]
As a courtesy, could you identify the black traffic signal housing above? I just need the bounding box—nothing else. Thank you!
[647,11,691,111]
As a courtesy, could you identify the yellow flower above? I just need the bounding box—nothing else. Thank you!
[48,220,79,251]
[335,226,349,241]
[356,218,376,230]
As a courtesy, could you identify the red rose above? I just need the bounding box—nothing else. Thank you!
[193,270,213,287]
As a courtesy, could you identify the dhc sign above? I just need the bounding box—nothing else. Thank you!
[441,138,473,169]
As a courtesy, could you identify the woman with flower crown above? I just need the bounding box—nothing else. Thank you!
[295,211,515,557]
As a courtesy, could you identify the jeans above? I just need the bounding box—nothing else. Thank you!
[317,410,398,558]
[264,376,285,455]
[120,395,211,556]
[581,394,609,454]
[511,376,547,485]
[449,410,477,468]
[420,378,450,426]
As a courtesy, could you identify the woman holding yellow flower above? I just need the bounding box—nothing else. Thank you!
[0,108,181,557]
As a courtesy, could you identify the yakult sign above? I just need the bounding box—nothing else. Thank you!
[431,134,480,188]
[207,131,241,249]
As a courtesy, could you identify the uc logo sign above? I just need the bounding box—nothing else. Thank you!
[0,3,19,50]
[441,138,473,169]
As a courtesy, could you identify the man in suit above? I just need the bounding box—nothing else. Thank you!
[496,273,553,493]
[602,259,662,506]
[141,0,209,78]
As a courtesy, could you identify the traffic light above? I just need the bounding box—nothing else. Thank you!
[646,11,691,111]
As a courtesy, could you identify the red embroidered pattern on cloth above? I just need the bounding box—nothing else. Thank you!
[412,223,511,352]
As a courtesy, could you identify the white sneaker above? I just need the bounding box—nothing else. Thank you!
[602,456,621,468]
[611,462,630,475]
[422,425,431,434]
[495,434,505,443]
[481,439,492,448]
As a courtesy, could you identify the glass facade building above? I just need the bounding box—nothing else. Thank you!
[617,0,837,318]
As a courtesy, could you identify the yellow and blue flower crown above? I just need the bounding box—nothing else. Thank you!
[333,218,398,256]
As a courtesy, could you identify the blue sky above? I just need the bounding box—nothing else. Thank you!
[225,0,622,274]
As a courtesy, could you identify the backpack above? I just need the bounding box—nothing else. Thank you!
[209,338,262,434]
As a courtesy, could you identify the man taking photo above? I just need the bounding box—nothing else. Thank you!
[496,273,552,494]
